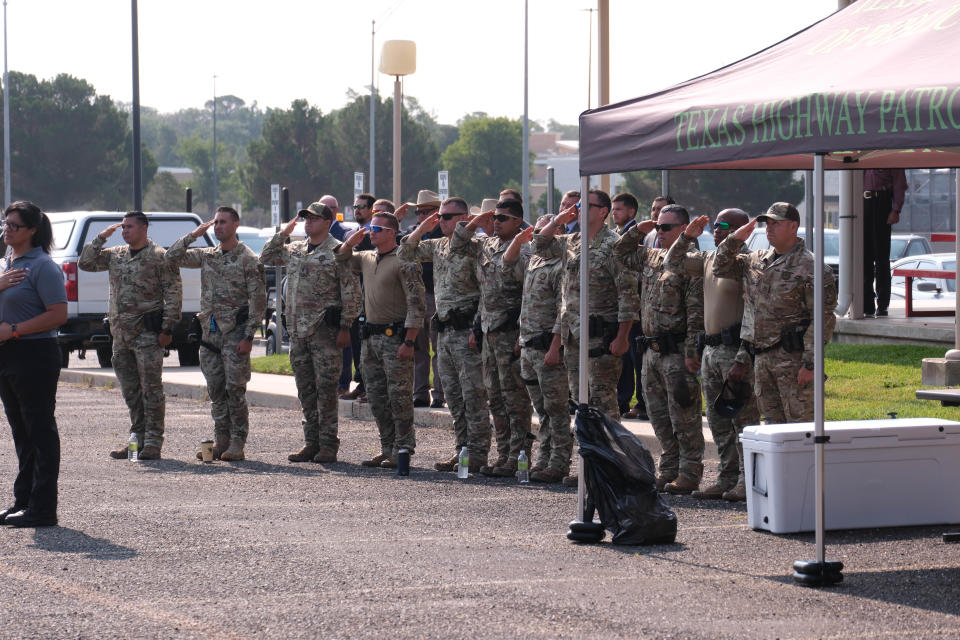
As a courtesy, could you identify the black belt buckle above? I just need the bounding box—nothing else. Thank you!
[384,326,395,337]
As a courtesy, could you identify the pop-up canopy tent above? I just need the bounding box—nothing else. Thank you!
[573,0,960,580]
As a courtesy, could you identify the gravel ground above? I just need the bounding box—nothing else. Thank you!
[0,383,958,640]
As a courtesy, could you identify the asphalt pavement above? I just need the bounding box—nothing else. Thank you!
[1,381,959,639]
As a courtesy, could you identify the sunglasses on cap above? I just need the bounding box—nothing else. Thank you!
[369,224,394,233]
[713,222,731,230]
[655,223,679,232]
[439,213,463,221]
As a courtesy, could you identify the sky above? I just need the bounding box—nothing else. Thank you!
[7,0,840,127]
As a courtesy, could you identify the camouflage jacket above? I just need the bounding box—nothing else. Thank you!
[451,222,530,332]
[78,237,182,342]
[165,233,267,339]
[503,250,563,346]
[534,226,637,343]
[398,234,480,321]
[713,235,837,367]
[260,232,361,339]
[338,249,426,329]
[613,226,703,359]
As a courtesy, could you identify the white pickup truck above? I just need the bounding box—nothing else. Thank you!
[49,211,212,368]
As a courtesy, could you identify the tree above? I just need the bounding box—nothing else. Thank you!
[144,171,187,211]
[536,187,563,215]
[1,72,156,210]
[620,170,804,219]
[177,135,243,213]
[440,116,528,205]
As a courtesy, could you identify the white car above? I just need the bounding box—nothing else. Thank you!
[890,253,956,302]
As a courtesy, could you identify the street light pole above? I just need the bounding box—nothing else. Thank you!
[130,0,143,211]
[522,0,530,221]
[212,74,218,210]
[370,19,376,195]
[379,40,416,206]
[3,0,10,207]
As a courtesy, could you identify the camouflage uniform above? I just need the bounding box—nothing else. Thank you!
[260,232,361,452]
[666,234,760,488]
[79,237,182,449]
[614,226,705,484]
[504,249,571,473]
[165,234,266,445]
[713,234,837,424]
[534,227,636,420]
[398,234,490,463]
[452,222,532,466]
[339,248,425,456]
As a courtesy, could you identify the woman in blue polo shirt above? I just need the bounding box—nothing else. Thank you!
[0,201,67,528]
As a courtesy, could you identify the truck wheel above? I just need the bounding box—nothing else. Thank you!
[96,345,113,368]
[178,343,201,367]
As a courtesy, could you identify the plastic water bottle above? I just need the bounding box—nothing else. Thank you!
[517,450,530,483]
[457,446,469,479]
[127,433,139,462]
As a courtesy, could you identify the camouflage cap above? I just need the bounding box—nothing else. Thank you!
[757,202,800,223]
[298,202,333,219]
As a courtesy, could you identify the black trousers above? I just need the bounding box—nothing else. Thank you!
[616,321,646,413]
[863,191,893,313]
[0,338,61,516]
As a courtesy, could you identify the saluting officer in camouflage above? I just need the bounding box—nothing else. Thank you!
[665,209,760,502]
[503,214,571,483]
[713,202,837,424]
[260,202,362,464]
[338,210,425,468]
[399,197,491,472]
[452,199,533,477]
[166,206,266,462]
[79,211,182,460]
[534,190,636,420]
[614,205,705,495]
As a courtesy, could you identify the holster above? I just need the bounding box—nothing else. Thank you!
[638,332,685,357]
[323,307,343,328]
[524,331,555,351]
[586,316,619,358]
[142,310,164,334]
[780,322,809,353]
[472,316,483,350]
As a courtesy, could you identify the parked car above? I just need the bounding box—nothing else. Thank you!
[889,234,932,262]
[890,253,956,301]
[746,226,840,277]
[264,275,289,356]
[50,211,212,368]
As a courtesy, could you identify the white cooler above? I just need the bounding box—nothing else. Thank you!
[741,418,960,534]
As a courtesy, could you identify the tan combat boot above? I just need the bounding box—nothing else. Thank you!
[220,439,245,461]
[434,453,459,472]
[288,444,320,462]
[692,482,731,500]
[655,473,678,491]
[479,455,508,476]
[722,481,747,502]
[139,445,162,460]
[664,475,700,495]
[312,447,337,463]
[361,453,390,468]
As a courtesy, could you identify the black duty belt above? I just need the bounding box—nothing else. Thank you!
[745,340,781,356]
[638,332,686,355]
[523,331,555,351]
[863,189,891,199]
[703,323,742,347]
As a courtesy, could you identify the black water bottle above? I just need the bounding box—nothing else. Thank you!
[397,448,410,476]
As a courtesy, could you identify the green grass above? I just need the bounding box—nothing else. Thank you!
[253,343,959,421]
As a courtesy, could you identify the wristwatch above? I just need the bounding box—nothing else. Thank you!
[245,335,255,342]
[403,339,415,348]
[9,323,18,339]
[803,362,815,371]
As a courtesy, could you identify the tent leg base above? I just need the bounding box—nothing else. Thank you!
[792,559,844,586]
[567,519,605,544]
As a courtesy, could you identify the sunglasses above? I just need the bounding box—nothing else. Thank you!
[714,222,731,230]
[439,213,462,221]
[301,213,328,221]
[655,223,679,232]
[493,214,516,222]
[2,221,26,231]
[353,203,369,210]
[416,207,438,216]
[369,225,394,233]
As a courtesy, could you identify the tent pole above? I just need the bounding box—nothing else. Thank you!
[792,154,842,586]
[576,174,591,521]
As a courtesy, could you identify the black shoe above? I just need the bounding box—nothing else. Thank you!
[875,309,888,317]
[430,398,445,408]
[3,510,57,528]
[413,398,429,408]
[0,505,27,525]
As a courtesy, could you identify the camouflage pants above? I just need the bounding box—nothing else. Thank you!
[564,332,622,422]
[486,328,532,464]
[521,344,572,474]
[642,348,704,482]
[701,343,760,487]
[199,325,252,443]
[754,347,812,424]
[437,327,491,462]
[361,333,416,456]
[481,336,509,461]
[290,325,341,451]
[112,331,166,448]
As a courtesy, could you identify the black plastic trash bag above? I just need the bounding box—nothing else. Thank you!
[576,407,678,545]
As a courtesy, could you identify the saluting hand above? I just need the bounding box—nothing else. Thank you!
[192,220,214,239]
[516,226,535,244]
[281,217,299,237]
[636,219,656,236]
[98,222,122,240]
[344,227,367,249]
[732,218,756,242]
[467,208,494,231]
[684,216,710,239]
[554,205,579,227]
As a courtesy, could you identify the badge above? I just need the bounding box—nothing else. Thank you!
[385,328,394,336]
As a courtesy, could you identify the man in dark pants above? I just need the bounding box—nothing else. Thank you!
[611,192,647,419]
[341,193,376,401]
[863,169,907,317]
